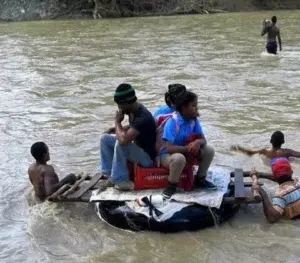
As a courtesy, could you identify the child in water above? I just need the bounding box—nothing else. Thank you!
[28,142,77,200]
[231,131,300,165]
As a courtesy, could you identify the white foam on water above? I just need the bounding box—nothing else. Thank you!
[260,50,281,59]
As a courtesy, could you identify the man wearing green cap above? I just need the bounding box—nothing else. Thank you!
[99,83,157,190]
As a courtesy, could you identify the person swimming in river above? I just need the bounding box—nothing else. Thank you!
[231,131,300,165]
[262,16,282,55]
[28,142,77,201]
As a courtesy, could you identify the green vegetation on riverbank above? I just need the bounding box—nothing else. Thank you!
[1,0,300,21]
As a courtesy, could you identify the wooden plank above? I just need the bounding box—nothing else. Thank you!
[68,173,102,199]
[230,171,274,181]
[229,181,263,188]
[47,184,71,201]
[68,191,92,202]
[60,174,90,198]
[244,171,275,181]
[223,197,261,205]
[234,168,245,200]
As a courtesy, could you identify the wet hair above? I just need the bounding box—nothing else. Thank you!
[31,142,48,161]
[165,84,186,107]
[175,90,197,112]
[270,131,284,148]
[271,16,277,23]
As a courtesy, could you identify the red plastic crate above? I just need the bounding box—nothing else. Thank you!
[132,164,194,191]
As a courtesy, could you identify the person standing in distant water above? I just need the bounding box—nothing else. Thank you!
[262,16,282,55]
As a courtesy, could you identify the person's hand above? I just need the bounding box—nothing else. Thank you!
[252,183,261,193]
[188,140,201,155]
[115,110,124,124]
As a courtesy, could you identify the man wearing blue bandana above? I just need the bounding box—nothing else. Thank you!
[99,83,156,191]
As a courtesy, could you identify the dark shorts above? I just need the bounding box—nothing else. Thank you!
[266,41,277,55]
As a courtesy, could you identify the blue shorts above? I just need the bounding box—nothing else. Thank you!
[266,42,277,55]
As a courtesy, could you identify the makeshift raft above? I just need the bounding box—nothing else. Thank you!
[48,168,273,232]
[48,169,272,205]
[46,169,273,232]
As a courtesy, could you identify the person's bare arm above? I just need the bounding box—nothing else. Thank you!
[277,30,282,51]
[44,167,76,197]
[164,141,189,154]
[261,27,268,36]
[255,186,282,223]
[28,168,33,184]
[231,145,266,156]
[261,22,268,36]
[103,125,130,134]
[286,149,300,158]
[115,120,139,146]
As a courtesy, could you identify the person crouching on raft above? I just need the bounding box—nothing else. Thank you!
[159,90,216,198]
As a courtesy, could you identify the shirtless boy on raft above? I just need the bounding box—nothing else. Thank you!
[231,131,300,165]
[28,142,76,201]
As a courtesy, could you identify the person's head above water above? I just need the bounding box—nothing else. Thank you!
[271,158,293,184]
[114,83,137,114]
[175,90,198,119]
[165,84,186,108]
[31,142,50,163]
[270,131,285,148]
[271,16,277,24]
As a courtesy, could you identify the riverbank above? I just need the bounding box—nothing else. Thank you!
[0,0,300,21]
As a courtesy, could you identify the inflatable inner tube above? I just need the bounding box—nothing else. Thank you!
[95,189,239,233]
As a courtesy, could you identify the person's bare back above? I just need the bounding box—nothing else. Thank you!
[266,24,280,42]
[261,16,282,54]
[28,142,76,201]
[231,131,300,165]
[28,163,60,200]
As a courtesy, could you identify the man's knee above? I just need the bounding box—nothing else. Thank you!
[100,133,110,144]
[114,140,132,154]
[170,153,186,167]
[100,134,115,147]
[206,145,215,156]
[202,145,215,158]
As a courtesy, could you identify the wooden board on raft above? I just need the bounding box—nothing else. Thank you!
[234,168,245,200]
[48,173,102,202]
[48,169,263,205]
[230,170,274,181]
[68,173,102,199]
[223,168,262,204]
